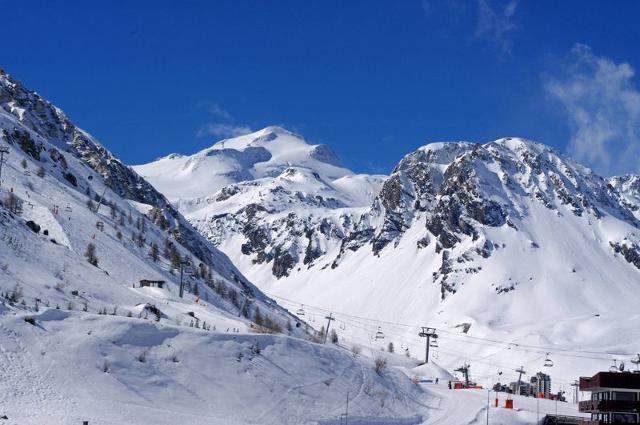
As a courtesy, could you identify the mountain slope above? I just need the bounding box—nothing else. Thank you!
[141,128,640,387]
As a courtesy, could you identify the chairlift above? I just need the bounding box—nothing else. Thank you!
[23,170,31,176]
[430,339,439,348]
[609,359,619,373]
[375,326,385,340]
[544,352,554,367]
[65,204,73,213]
[96,221,104,231]
[296,304,306,316]
[339,321,346,331]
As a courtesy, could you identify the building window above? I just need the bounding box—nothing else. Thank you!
[611,413,638,423]
[613,391,637,402]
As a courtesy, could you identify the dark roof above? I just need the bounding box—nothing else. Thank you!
[580,372,640,391]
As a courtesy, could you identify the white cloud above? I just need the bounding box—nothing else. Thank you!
[197,101,232,120]
[544,44,640,176]
[474,0,519,56]
[196,123,252,139]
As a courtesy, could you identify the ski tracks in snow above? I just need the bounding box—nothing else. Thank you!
[0,321,69,420]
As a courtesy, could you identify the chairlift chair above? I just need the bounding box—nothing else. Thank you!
[65,204,73,212]
[430,340,439,348]
[339,322,346,330]
[544,352,554,367]
[375,327,385,340]
[23,170,31,176]
[296,304,306,316]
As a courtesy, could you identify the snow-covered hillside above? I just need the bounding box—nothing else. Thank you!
[140,128,640,391]
[0,70,452,424]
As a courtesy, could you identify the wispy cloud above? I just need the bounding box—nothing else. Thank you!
[196,123,252,139]
[196,100,251,139]
[421,0,520,57]
[543,44,640,176]
[474,0,519,56]
[198,101,232,120]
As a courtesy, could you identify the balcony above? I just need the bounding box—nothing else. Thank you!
[579,399,640,413]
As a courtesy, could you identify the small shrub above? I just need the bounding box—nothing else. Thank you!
[84,243,98,266]
[136,350,148,363]
[374,356,388,375]
[351,345,362,358]
[101,360,111,373]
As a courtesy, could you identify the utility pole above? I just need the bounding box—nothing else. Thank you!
[179,259,191,298]
[455,364,471,388]
[514,366,526,396]
[0,146,9,188]
[486,389,490,425]
[323,312,335,344]
[345,390,349,425]
[418,327,438,364]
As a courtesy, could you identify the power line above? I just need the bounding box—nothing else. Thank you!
[264,290,636,359]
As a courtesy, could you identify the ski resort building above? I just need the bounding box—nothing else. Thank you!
[139,280,166,289]
[579,371,640,424]
[532,372,552,399]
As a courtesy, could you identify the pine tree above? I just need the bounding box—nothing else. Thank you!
[170,246,181,269]
[150,243,159,262]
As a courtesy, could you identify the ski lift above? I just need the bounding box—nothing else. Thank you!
[430,339,439,348]
[375,327,385,340]
[65,204,73,213]
[23,170,31,176]
[96,221,104,231]
[544,352,554,367]
[296,304,306,316]
[339,321,346,331]
[610,359,619,373]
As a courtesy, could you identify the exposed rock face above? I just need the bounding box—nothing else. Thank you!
[188,136,640,301]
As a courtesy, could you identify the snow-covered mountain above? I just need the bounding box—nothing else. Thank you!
[135,128,386,277]
[0,70,452,424]
[139,128,640,387]
[134,126,358,202]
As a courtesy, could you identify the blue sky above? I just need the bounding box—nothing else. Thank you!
[3,1,640,176]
